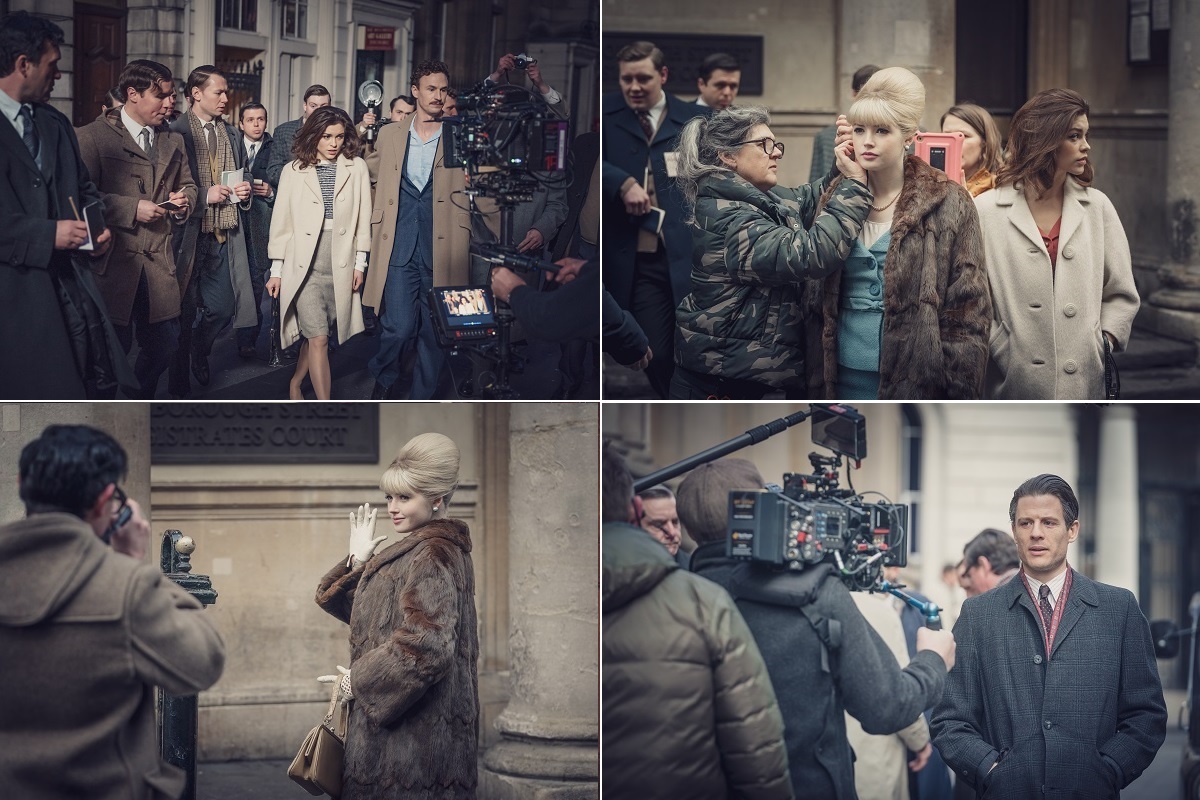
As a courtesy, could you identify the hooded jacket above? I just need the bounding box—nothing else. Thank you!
[0,513,226,800]
[602,523,793,800]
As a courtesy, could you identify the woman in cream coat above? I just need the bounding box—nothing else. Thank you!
[977,89,1139,399]
[267,107,371,399]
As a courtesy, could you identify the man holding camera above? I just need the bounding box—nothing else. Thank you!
[679,457,957,800]
[931,474,1166,799]
[0,424,225,798]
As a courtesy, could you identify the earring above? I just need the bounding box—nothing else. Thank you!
[433,505,439,512]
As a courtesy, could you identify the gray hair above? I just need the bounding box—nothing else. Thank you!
[675,105,772,224]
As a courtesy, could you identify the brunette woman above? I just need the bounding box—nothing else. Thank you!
[815,67,991,399]
[977,89,1139,399]
[266,106,371,399]
[941,102,1004,196]
[316,433,479,800]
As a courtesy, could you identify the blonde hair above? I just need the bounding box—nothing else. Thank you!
[379,433,461,510]
[848,67,925,138]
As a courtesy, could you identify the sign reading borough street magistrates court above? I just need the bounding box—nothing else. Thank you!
[150,404,380,464]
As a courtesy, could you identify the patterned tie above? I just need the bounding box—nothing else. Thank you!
[18,104,39,160]
[636,109,654,142]
[1038,584,1054,631]
[205,122,218,160]
[140,127,154,160]
[247,142,257,167]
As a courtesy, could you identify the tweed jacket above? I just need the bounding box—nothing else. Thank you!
[316,519,479,800]
[930,569,1167,800]
[674,170,870,390]
[601,91,709,308]
[0,99,136,398]
[76,108,198,325]
[0,514,225,800]
[603,524,793,800]
[975,181,1140,399]
[812,155,992,399]
[362,118,470,308]
[268,153,370,346]
[264,117,301,189]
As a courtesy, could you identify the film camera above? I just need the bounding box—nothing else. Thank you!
[725,405,909,591]
[513,53,537,70]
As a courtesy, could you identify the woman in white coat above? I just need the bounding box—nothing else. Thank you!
[266,106,371,399]
[976,89,1139,399]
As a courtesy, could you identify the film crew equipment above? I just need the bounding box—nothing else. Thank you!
[357,79,384,144]
[513,53,538,70]
[437,82,570,399]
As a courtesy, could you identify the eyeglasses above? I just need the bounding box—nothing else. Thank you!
[736,137,785,157]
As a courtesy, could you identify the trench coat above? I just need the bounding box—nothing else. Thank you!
[362,119,470,310]
[930,569,1167,799]
[976,181,1140,399]
[75,108,198,325]
[268,154,370,346]
[316,519,479,800]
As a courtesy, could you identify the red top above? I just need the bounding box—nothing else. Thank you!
[1040,217,1062,270]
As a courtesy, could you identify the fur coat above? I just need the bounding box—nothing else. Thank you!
[811,155,992,399]
[316,519,479,799]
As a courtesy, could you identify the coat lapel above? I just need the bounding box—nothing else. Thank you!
[1001,186,1046,253]
[334,153,352,197]
[1058,180,1090,250]
[33,105,59,180]
[303,165,321,200]
[1050,569,1098,659]
[0,108,38,176]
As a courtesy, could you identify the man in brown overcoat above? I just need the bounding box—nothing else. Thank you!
[76,59,197,399]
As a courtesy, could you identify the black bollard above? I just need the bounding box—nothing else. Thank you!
[159,530,217,800]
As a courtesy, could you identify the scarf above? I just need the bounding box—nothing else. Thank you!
[187,110,240,235]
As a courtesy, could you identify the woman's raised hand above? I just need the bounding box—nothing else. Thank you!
[834,140,867,185]
[347,502,387,568]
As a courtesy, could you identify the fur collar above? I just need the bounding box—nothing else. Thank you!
[820,154,962,234]
[363,518,472,578]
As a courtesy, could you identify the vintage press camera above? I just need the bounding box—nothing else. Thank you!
[726,405,909,591]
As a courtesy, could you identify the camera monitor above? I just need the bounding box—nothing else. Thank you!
[429,285,498,346]
[811,404,867,461]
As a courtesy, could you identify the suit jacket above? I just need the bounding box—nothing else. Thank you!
[242,132,274,275]
[362,119,470,309]
[264,117,301,189]
[930,569,1167,799]
[975,182,1140,399]
[168,111,256,329]
[601,92,708,308]
[75,109,198,325]
[0,100,136,398]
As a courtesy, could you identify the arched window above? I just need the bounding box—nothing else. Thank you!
[900,404,922,555]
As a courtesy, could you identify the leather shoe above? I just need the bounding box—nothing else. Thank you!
[192,353,211,386]
[370,381,390,400]
[238,345,257,359]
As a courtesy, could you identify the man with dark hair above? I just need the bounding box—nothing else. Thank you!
[695,52,740,110]
[264,83,331,189]
[0,424,225,797]
[168,65,255,396]
[601,446,792,800]
[0,11,133,399]
[680,457,957,800]
[634,483,685,563]
[932,473,1167,799]
[363,60,470,399]
[76,59,197,399]
[235,101,275,359]
[602,40,708,397]
[485,53,568,118]
[809,63,880,183]
[960,527,1020,597]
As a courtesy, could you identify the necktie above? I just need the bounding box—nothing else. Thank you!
[140,127,154,160]
[636,109,654,142]
[247,142,257,166]
[1038,584,1054,631]
[205,122,217,160]
[18,104,39,160]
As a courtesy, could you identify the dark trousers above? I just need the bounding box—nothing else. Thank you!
[169,233,233,395]
[113,270,180,399]
[669,364,773,400]
[629,247,675,399]
[368,258,444,399]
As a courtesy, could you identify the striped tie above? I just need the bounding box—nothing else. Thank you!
[18,104,38,160]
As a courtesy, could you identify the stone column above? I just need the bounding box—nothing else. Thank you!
[1093,406,1140,597]
[479,405,598,800]
[1148,0,1200,341]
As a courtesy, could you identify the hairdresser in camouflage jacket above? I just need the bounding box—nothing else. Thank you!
[671,107,870,399]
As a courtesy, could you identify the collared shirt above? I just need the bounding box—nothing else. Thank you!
[0,87,40,169]
[695,96,710,108]
[244,136,263,167]
[1024,567,1068,608]
[405,123,442,192]
[643,92,667,133]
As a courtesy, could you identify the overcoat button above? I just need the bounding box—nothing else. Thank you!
[1063,304,1077,317]
[1064,360,1078,374]
[1063,246,1075,258]
[1033,654,1042,664]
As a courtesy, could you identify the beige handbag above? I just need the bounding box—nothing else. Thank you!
[288,681,350,798]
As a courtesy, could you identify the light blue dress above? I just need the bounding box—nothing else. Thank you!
[835,224,891,399]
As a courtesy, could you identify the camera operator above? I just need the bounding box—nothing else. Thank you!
[491,256,598,350]
[602,445,793,800]
[678,457,956,800]
[0,424,225,798]
[485,53,567,118]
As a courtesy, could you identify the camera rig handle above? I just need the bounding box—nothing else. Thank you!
[879,580,943,630]
[477,242,560,275]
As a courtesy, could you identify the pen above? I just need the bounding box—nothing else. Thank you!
[68,195,81,221]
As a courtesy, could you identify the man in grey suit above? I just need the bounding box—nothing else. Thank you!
[931,474,1167,800]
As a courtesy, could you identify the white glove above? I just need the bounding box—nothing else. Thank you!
[347,503,387,568]
[317,664,352,698]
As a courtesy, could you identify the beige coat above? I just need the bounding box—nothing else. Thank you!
[362,118,470,310]
[268,153,370,346]
[976,181,1140,399]
[75,109,198,325]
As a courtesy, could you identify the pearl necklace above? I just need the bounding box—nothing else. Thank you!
[868,185,901,213]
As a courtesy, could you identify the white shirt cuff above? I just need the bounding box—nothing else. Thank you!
[541,86,561,105]
[271,259,283,279]
[354,251,367,272]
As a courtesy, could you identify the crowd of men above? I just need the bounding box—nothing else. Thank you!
[1,11,600,400]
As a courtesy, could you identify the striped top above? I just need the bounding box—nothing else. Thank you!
[317,161,336,219]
